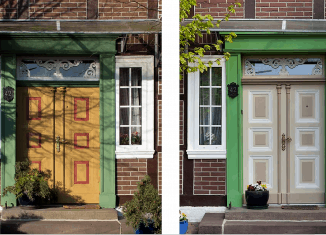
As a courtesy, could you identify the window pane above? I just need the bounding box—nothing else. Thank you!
[245,58,323,76]
[131,127,142,145]
[212,107,221,125]
[120,88,129,105]
[200,69,210,86]
[120,127,129,145]
[200,107,210,125]
[200,88,210,105]
[131,68,142,86]
[120,108,129,125]
[211,127,222,145]
[212,67,222,86]
[131,108,142,125]
[131,88,142,106]
[199,127,210,145]
[120,68,129,86]
[212,88,221,105]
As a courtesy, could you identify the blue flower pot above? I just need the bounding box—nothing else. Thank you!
[134,222,155,234]
[180,220,188,234]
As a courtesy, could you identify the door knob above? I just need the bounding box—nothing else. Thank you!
[56,136,67,152]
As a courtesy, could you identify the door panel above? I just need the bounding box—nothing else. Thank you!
[64,87,100,203]
[243,84,325,204]
[288,85,325,203]
[17,87,55,184]
[17,87,100,204]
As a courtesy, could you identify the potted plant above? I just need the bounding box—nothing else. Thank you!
[245,180,269,209]
[179,211,188,234]
[123,175,161,234]
[2,159,52,209]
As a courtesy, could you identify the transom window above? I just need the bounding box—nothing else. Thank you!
[187,56,226,159]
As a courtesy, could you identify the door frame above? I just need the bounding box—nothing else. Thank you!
[223,32,326,207]
[1,33,117,208]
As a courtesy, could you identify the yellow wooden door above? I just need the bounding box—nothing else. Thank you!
[17,87,100,204]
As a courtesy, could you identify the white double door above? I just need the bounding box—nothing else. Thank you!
[243,84,325,204]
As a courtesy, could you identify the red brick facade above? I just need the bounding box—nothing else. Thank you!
[0,0,160,19]
[195,0,319,19]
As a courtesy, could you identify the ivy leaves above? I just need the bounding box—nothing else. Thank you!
[180,0,241,76]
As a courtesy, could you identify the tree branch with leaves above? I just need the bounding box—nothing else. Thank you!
[180,0,241,75]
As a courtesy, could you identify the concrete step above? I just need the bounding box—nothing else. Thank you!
[224,220,326,234]
[226,207,326,220]
[1,206,118,220]
[198,213,224,234]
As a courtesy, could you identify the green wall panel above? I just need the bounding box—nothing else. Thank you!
[226,53,243,207]
[0,34,116,54]
[1,54,17,207]
[99,54,116,208]
[224,34,326,53]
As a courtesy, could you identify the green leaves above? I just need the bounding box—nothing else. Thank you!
[180,0,241,76]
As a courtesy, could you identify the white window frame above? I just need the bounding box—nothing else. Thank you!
[187,56,226,159]
[115,56,155,159]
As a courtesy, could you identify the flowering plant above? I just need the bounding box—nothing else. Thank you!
[179,211,187,222]
[247,181,268,191]
[131,131,141,145]
[120,133,129,145]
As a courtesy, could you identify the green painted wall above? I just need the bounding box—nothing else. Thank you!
[0,33,117,208]
[1,54,17,207]
[226,53,243,207]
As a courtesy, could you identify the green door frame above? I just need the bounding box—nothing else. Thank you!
[222,32,326,207]
[0,33,118,208]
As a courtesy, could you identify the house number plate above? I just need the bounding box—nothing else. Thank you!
[3,86,14,102]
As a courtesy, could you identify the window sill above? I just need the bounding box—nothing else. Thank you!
[115,150,155,159]
[186,150,226,159]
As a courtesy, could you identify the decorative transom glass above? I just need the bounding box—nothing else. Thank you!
[119,67,142,145]
[17,57,99,81]
[199,67,222,145]
[244,57,323,76]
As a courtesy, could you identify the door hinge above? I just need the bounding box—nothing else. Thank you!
[241,110,243,114]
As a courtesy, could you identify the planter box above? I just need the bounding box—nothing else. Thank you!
[245,190,269,209]
[180,220,188,234]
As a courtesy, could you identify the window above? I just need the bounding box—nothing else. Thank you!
[115,56,154,158]
[187,56,226,159]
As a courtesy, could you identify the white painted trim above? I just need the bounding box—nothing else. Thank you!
[248,90,273,123]
[115,56,154,158]
[295,155,320,189]
[248,127,273,152]
[295,127,319,151]
[295,89,320,124]
[187,56,226,159]
[248,155,273,189]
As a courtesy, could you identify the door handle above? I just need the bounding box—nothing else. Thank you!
[282,133,292,151]
[56,136,67,152]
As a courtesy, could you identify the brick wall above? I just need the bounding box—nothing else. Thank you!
[193,159,226,195]
[256,0,312,18]
[116,159,148,195]
[195,0,244,18]
[195,0,316,19]
[99,0,148,19]
[0,0,160,19]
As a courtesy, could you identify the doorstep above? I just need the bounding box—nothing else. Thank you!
[198,207,326,234]
[1,206,118,220]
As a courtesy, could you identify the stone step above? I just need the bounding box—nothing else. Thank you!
[225,207,326,220]
[198,213,225,234]
[1,206,118,220]
[224,220,326,234]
